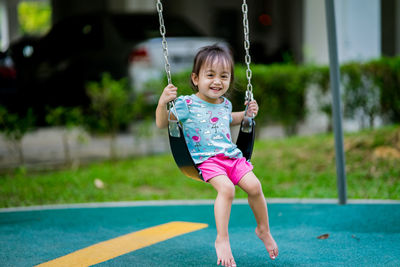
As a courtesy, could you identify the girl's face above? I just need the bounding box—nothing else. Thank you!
[191,58,231,104]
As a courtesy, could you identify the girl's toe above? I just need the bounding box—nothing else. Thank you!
[268,249,276,260]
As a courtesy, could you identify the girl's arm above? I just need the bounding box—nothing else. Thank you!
[231,111,245,126]
[155,84,178,129]
[230,100,259,126]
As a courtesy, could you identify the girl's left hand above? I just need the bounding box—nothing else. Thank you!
[245,100,259,118]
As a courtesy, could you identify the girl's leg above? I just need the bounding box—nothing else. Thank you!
[237,171,279,260]
[208,175,237,267]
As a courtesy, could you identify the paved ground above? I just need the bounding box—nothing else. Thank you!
[1,201,399,266]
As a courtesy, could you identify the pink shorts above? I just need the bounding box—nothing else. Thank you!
[197,154,253,185]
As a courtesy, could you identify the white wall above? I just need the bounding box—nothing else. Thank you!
[303,0,328,64]
[303,0,381,64]
[335,0,380,62]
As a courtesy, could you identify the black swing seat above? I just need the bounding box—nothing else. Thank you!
[168,121,203,181]
[236,116,256,161]
[168,117,255,181]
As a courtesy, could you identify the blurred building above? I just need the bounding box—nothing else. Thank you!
[1,0,399,64]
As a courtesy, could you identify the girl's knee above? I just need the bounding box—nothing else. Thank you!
[210,175,236,200]
[218,183,236,200]
[247,179,263,197]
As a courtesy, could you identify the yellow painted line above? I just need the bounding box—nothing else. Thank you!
[36,221,208,267]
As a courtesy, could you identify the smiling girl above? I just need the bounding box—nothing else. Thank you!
[156,45,278,267]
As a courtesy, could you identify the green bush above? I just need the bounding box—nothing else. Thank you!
[312,57,400,130]
[235,64,313,135]
[364,57,400,123]
[85,73,135,159]
[341,62,380,128]
[45,106,84,165]
[0,107,36,165]
[309,65,333,131]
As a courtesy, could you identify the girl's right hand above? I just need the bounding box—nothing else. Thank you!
[159,84,178,106]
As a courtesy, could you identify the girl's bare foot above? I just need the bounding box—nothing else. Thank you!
[215,236,236,267]
[255,228,279,260]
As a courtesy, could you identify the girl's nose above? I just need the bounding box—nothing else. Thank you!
[213,78,222,85]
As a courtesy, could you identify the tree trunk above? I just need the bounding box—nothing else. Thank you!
[16,140,24,165]
[110,133,117,160]
[369,113,375,129]
[62,130,72,166]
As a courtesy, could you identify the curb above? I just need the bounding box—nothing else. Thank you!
[1,198,400,213]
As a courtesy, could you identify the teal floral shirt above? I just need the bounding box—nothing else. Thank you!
[173,94,243,164]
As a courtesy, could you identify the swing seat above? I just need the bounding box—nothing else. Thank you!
[168,120,203,181]
[236,117,256,161]
[168,117,255,181]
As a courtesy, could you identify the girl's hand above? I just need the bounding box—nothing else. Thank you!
[245,100,259,118]
[159,84,177,106]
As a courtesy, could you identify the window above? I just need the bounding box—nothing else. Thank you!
[18,1,51,35]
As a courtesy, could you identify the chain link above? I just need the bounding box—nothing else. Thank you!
[242,0,254,102]
[157,0,172,85]
[157,0,178,120]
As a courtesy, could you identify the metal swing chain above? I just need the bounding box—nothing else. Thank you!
[158,0,252,120]
[157,0,171,84]
[242,0,254,103]
[156,0,179,121]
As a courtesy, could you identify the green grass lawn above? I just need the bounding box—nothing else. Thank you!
[1,125,399,208]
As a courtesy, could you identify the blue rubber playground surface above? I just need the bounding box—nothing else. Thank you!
[1,200,400,266]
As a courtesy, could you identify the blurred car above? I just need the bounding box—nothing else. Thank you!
[0,50,17,106]
[128,37,227,94]
[0,13,204,124]
[0,36,38,112]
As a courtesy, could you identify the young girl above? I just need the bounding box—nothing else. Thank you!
[156,45,278,267]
